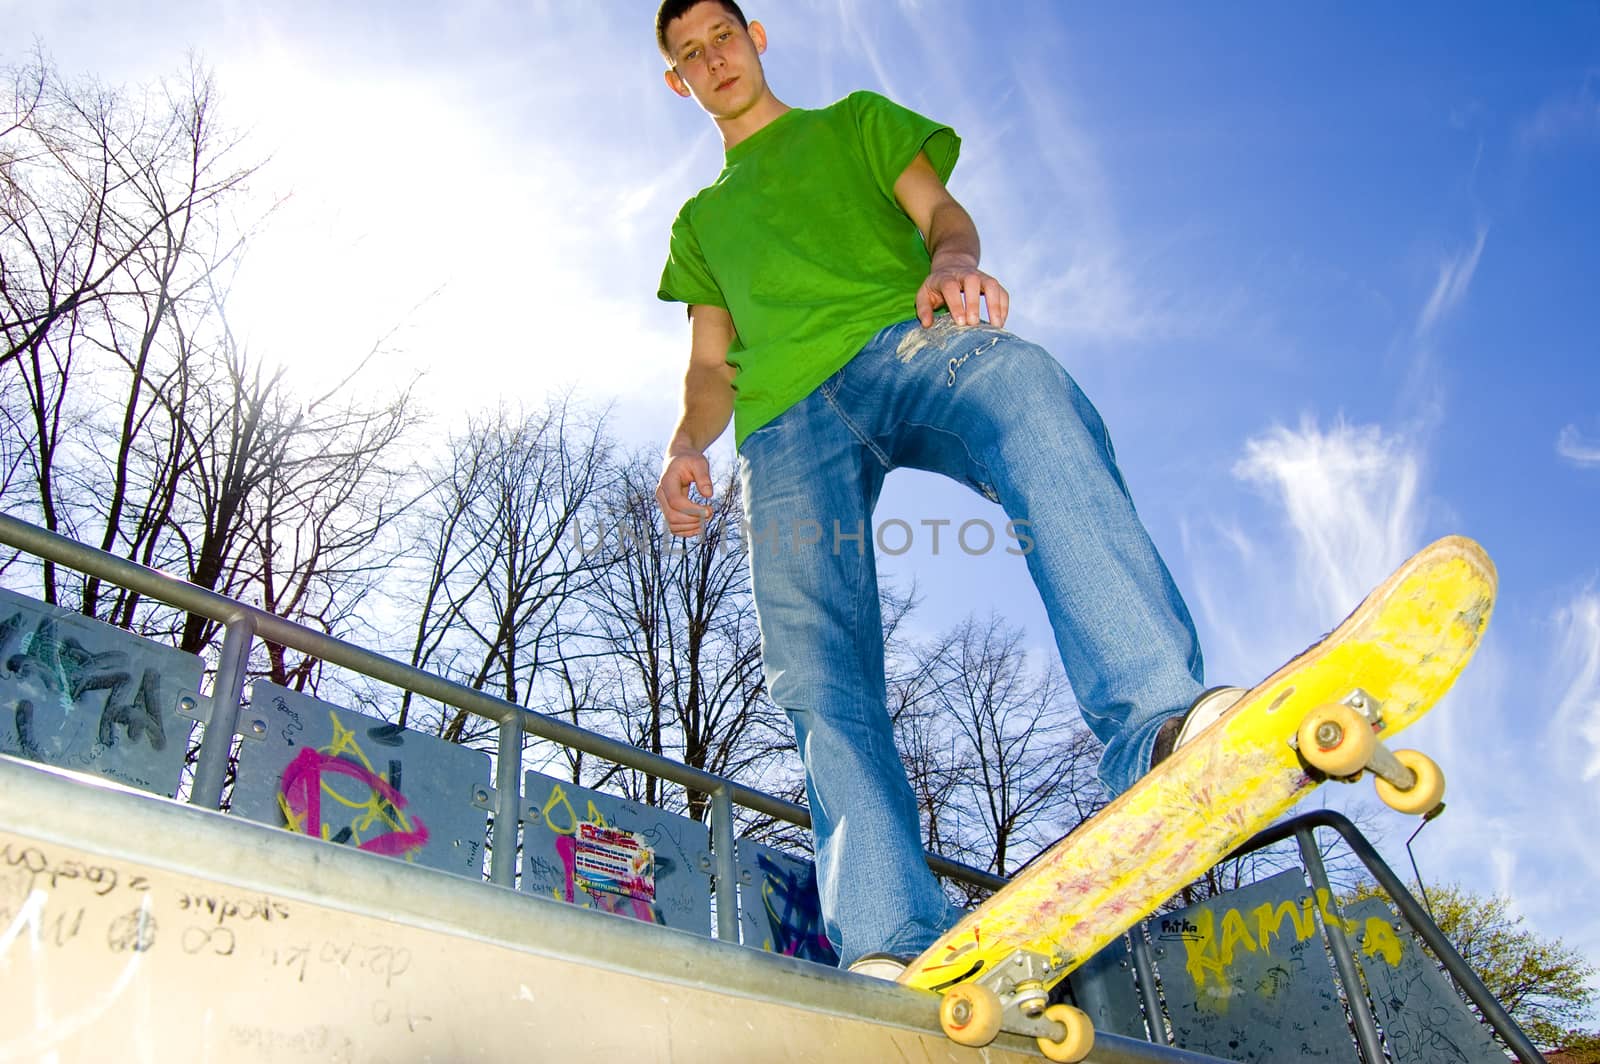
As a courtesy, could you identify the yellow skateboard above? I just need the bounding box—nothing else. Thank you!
[898,535,1496,1061]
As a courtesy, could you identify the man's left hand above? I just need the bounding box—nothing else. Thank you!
[916,262,1009,329]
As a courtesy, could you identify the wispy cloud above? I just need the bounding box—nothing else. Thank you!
[1553,590,1600,782]
[825,0,901,103]
[1233,418,1423,619]
[1557,424,1600,468]
[1543,590,1600,1007]
[1416,228,1488,339]
[1179,417,1427,695]
[1517,76,1600,149]
[1001,63,1149,345]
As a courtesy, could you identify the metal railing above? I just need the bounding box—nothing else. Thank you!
[1,513,1547,1063]
[1218,811,1546,1064]
[0,512,1005,944]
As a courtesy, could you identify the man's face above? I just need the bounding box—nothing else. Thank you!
[662,2,769,120]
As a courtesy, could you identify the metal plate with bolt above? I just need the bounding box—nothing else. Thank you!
[230,682,492,879]
[520,768,714,935]
[0,586,202,797]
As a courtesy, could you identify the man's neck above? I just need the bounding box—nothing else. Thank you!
[716,93,792,152]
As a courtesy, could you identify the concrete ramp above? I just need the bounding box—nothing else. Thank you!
[0,755,1214,1063]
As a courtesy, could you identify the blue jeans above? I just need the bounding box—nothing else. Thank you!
[736,317,1204,966]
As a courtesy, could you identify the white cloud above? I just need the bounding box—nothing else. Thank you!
[1546,591,1600,1011]
[1416,228,1488,339]
[1553,590,1600,782]
[1517,78,1600,149]
[1232,418,1423,620]
[1557,424,1600,468]
[1001,66,1150,345]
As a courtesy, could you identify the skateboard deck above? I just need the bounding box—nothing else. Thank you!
[898,535,1496,1061]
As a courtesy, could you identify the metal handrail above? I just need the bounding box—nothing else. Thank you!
[1226,810,1547,1064]
[0,512,1007,904]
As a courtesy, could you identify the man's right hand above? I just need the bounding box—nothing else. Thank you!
[656,452,716,537]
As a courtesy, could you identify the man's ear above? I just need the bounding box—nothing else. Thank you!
[749,20,767,55]
[664,68,692,98]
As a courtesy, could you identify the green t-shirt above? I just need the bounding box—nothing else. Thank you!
[657,91,960,448]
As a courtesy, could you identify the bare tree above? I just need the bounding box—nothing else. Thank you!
[1,56,250,374]
[1,53,422,699]
[570,453,780,821]
[889,613,1103,900]
[395,399,612,747]
[0,53,258,610]
[234,361,417,691]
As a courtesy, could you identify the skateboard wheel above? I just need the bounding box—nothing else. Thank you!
[1375,749,1445,814]
[1296,703,1377,778]
[1037,1003,1095,1062]
[939,984,1003,1047]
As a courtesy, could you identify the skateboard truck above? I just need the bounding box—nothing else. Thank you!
[1290,689,1446,815]
[937,948,1095,1061]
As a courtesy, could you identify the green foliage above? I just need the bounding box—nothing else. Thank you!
[1351,880,1598,1052]
[1551,1030,1600,1063]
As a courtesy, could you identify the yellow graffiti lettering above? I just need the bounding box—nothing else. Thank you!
[539,784,609,835]
[310,710,418,855]
[1219,908,1256,964]
[277,796,309,835]
[1185,893,1332,1000]
[1316,888,1359,935]
[542,784,578,834]
[1251,897,1317,952]
[1361,916,1404,967]
[327,714,361,760]
[1183,909,1228,990]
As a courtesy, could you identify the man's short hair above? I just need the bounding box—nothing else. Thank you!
[655,0,749,63]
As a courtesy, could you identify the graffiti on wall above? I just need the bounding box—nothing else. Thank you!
[1174,885,1404,997]
[528,781,661,922]
[732,842,837,965]
[1153,871,1359,1061]
[275,711,430,860]
[0,589,198,795]
[753,852,836,964]
[1343,897,1508,1064]
[229,682,489,880]
[520,772,712,933]
[1150,870,1503,1064]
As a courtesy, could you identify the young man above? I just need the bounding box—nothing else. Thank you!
[652,0,1236,975]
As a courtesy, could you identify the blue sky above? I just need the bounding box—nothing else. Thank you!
[7,0,1598,1021]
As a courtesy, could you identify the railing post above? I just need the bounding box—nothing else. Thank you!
[190,614,255,809]
[1304,811,1547,1064]
[711,786,740,943]
[1297,825,1385,1064]
[490,716,524,887]
[1126,927,1170,1046]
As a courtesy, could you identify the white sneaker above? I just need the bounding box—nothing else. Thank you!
[847,953,909,980]
[1151,686,1246,768]
[1177,686,1246,746]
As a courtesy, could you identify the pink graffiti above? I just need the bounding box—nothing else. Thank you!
[278,747,430,857]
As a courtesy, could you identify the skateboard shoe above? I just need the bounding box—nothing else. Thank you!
[847,953,911,980]
[1150,686,1245,769]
